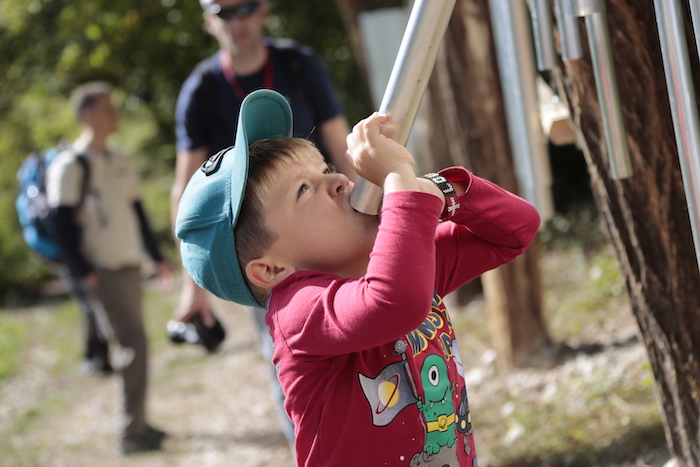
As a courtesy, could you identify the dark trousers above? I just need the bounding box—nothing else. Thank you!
[58,265,111,367]
[95,266,149,438]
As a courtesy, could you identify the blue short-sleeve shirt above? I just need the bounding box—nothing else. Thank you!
[175,38,343,158]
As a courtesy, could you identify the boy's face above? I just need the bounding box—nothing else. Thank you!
[261,151,380,279]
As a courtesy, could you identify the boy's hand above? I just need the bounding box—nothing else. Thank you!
[346,113,415,189]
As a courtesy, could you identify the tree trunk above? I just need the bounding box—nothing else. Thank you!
[553,1,700,463]
[422,0,551,369]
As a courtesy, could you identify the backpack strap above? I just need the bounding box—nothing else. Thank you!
[74,153,91,210]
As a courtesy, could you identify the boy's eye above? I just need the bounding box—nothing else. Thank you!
[298,184,308,197]
[325,164,337,174]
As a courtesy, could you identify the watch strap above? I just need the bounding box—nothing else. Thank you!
[419,172,461,219]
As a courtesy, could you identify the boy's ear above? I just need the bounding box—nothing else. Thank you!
[245,258,295,290]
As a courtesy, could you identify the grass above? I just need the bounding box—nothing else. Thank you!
[0,313,26,379]
[0,298,81,380]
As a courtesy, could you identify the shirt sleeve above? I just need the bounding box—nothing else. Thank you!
[269,169,540,359]
[433,166,541,296]
[269,191,444,358]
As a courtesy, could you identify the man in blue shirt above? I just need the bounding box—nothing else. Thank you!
[170,0,354,447]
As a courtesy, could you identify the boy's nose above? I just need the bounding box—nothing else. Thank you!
[329,173,350,197]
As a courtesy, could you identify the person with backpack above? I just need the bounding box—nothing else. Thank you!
[16,143,113,375]
[46,81,173,454]
[170,0,354,447]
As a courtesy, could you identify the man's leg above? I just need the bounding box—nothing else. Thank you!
[57,265,111,373]
[95,266,160,452]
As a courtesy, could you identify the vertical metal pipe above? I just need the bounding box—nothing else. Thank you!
[565,0,632,179]
[530,0,558,71]
[585,11,633,179]
[350,0,457,215]
[689,0,700,59]
[653,0,700,269]
[488,0,554,222]
[554,0,583,61]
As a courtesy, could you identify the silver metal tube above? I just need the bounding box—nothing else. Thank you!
[554,0,583,61]
[349,0,456,215]
[488,0,553,222]
[565,0,632,179]
[565,0,605,16]
[585,11,633,179]
[530,0,558,71]
[690,0,700,62]
[653,0,700,269]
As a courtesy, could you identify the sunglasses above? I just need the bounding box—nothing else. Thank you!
[210,1,262,21]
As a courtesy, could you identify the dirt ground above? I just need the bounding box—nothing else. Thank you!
[1,295,295,467]
[1,277,673,467]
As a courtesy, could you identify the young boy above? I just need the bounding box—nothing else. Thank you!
[176,89,540,466]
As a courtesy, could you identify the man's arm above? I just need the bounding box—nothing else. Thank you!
[170,147,216,326]
[50,206,92,279]
[319,115,356,181]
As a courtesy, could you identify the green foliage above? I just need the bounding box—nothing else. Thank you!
[0,0,371,303]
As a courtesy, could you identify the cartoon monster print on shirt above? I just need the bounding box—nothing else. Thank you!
[358,293,478,466]
[417,354,457,454]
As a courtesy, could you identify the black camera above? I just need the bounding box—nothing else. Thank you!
[166,313,226,353]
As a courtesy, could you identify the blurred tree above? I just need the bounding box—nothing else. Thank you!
[0,0,369,302]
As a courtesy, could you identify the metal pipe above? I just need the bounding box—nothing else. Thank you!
[565,0,632,179]
[530,0,558,71]
[565,0,604,16]
[585,11,632,179]
[690,0,700,63]
[653,0,700,269]
[488,0,553,222]
[349,0,456,215]
[554,0,583,61]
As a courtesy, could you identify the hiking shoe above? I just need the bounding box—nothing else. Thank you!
[120,427,167,455]
[144,426,167,443]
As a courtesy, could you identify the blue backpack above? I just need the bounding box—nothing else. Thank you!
[16,145,90,262]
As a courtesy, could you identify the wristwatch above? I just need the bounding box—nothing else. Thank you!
[419,172,461,219]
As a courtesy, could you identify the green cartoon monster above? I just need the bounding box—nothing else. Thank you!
[417,354,456,455]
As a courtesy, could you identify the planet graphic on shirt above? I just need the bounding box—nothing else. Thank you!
[375,375,401,413]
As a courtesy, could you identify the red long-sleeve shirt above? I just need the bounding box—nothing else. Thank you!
[266,167,540,467]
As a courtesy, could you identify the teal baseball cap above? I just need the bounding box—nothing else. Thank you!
[175,89,293,306]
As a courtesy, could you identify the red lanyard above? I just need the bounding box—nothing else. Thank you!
[220,49,274,102]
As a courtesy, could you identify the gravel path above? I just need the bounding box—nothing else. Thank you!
[1,295,295,467]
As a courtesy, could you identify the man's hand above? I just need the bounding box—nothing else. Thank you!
[175,273,216,327]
